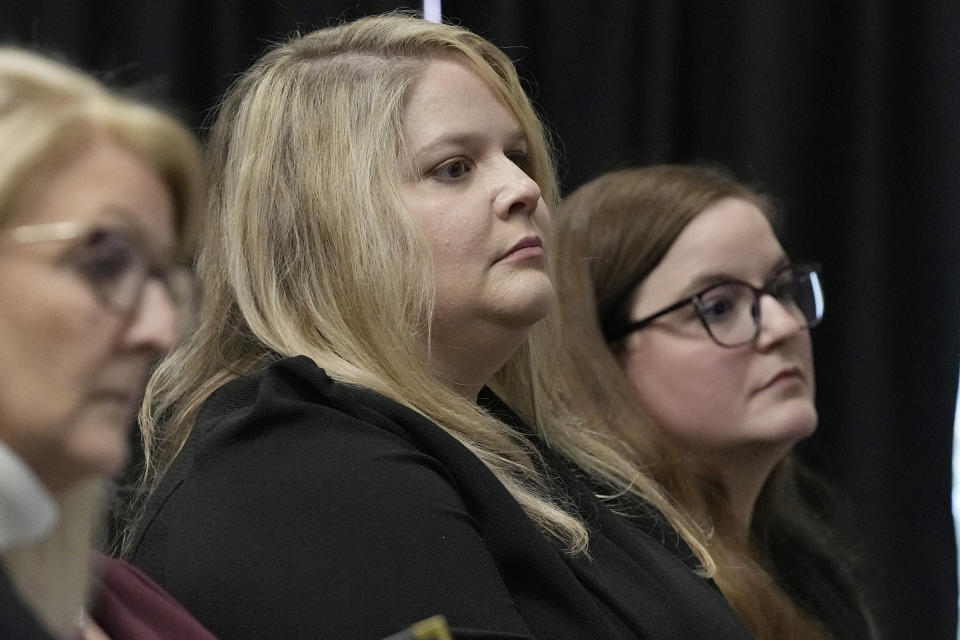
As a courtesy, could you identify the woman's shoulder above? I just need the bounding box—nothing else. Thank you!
[193,354,445,453]
[130,355,482,564]
[201,354,408,417]
[129,359,553,639]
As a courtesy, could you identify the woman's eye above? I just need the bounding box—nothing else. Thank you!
[769,271,801,302]
[771,280,797,302]
[697,284,747,323]
[70,229,139,285]
[507,151,531,174]
[431,159,471,181]
[700,297,736,320]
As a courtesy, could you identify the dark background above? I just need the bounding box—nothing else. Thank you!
[4,1,957,637]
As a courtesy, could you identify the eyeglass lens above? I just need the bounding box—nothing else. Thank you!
[68,228,193,320]
[695,267,822,347]
[69,228,146,310]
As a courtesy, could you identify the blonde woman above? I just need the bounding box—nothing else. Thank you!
[553,165,876,639]
[0,49,214,639]
[125,13,753,640]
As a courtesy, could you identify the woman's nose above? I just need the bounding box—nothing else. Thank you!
[755,294,806,348]
[494,158,542,219]
[121,279,179,355]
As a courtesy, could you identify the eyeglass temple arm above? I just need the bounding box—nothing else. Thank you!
[605,295,698,343]
[6,221,84,244]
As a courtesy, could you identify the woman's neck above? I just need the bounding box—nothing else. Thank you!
[701,446,788,540]
[428,321,529,400]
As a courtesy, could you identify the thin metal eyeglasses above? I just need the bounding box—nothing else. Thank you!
[607,262,824,348]
[2,220,195,325]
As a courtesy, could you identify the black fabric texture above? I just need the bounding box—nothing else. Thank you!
[130,356,754,640]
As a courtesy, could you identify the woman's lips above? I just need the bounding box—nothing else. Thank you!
[496,236,543,263]
[756,367,804,393]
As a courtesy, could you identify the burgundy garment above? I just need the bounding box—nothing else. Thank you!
[91,555,218,640]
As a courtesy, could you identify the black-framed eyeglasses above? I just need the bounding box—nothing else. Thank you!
[607,262,824,348]
[2,221,195,328]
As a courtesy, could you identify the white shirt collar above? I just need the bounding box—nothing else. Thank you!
[0,441,58,548]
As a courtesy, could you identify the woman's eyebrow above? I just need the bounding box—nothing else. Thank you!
[767,256,791,275]
[680,256,790,295]
[411,132,482,157]
[412,127,527,157]
[679,271,739,297]
[97,205,176,263]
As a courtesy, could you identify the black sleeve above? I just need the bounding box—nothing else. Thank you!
[146,398,536,640]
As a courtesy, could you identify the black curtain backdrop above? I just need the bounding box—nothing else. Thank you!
[4,1,957,637]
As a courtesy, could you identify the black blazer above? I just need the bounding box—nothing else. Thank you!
[0,564,55,640]
[130,356,753,640]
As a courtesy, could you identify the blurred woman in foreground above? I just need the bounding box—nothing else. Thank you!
[0,48,212,639]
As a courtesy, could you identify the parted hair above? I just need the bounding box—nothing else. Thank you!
[553,164,876,640]
[130,13,712,568]
[0,47,203,638]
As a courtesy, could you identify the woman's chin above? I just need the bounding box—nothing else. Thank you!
[763,400,819,446]
[506,276,557,328]
[54,426,130,490]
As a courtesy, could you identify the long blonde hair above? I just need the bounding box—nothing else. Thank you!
[0,47,203,637]
[130,14,711,568]
[554,165,875,639]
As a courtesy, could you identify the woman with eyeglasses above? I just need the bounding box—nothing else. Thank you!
[553,165,876,639]
[0,49,214,639]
